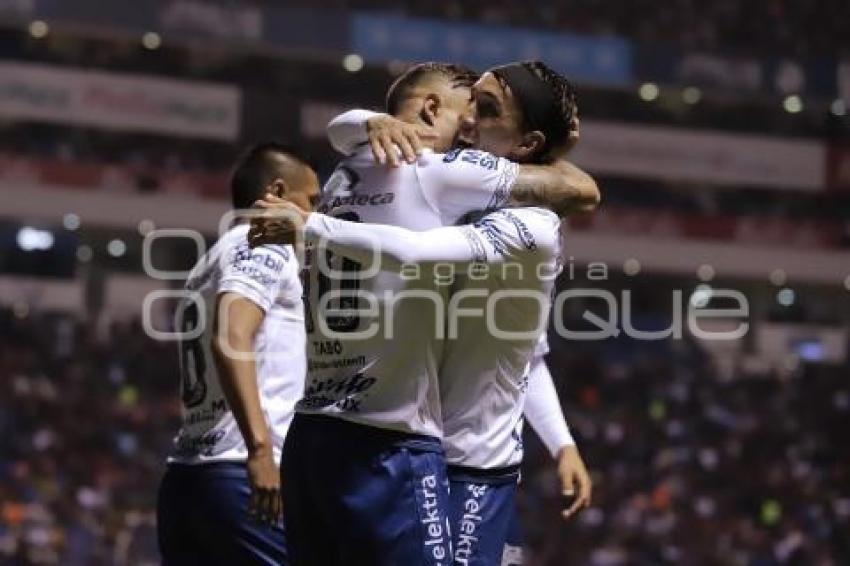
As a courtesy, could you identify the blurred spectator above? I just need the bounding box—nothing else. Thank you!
[1,303,848,564]
[351,0,850,57]
[0,308,178,563]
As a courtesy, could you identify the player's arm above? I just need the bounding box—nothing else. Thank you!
[417,148,598,223]
[250,198,555,270]
[327,109,599,217]
[326,109,435,165]
[524,354,592,519]
[211,293,281,525]
[212,243,291,525]
[510,160,600,216]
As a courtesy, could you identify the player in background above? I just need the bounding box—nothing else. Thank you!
[254,61,594,566]
[501,336,590,565]
[156,144,319,565]
[249,63,597,565]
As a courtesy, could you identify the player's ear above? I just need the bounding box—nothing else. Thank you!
[419,94,441,126]
[513,130,546,162]
[267,178,292,199]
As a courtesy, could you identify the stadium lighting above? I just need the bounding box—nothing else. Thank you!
[138,219,155,236]
[63,213,80,231]
[29,20,48,39]
[783,95,803,114]
[682,87,702,105]
[697,264,715,282]
[108,239,127,257]
[142,32,162,50]
[13,302,29,320]
[623,258,641,276]
[831,99,847,117]
[769,269,787,286]
[343,54,364,73]
[16,227,54,251]
[689,284,713,308]
[77,245,93,262]
[638,83,659,102]
[776,287,795,307]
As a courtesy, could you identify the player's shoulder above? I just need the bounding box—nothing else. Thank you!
[339,144,376,169]
[219,224,293,271]
[417,147,504,173]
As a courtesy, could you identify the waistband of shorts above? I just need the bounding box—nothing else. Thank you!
[292,413,444,453]
[165,461,247,478]
[447,463,521,485]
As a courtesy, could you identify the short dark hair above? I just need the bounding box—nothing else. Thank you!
[230,142,292,210]
[516,61,579,159]
[385,62,479,115]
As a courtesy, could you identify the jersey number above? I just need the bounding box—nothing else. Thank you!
[178,300,207,408]
[302,211,363,334]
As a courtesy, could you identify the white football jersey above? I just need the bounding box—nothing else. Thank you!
[168,223,305,465]
[298,147,517,437]
[439,207,562,469]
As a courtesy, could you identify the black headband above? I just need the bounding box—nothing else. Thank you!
[490,63,569,155]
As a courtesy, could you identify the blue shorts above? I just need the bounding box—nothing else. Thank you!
[502,497,524,566]
[281,413,453,566]
[448,465,519,566]
[157,461,287,565]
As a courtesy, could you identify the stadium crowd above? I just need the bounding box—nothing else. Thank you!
[1,302,847,564]
[0,308,173,564]
[351,0,850,57]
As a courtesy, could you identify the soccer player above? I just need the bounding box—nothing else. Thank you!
[440,63,594,565]
[156,144,319,565]
[254,61,595,566]
[249,63,596,565]
[501,336,590,564]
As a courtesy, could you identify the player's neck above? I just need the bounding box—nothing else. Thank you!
[393,111,439,152]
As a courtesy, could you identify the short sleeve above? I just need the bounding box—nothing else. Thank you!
[415,149,518,224]
[218,239,293,313]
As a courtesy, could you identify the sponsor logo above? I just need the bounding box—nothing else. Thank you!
[298,371,377,412]
[455,483,487,565]
[307,355,367,372]
[420,474,449,564]
[173,428,226,458]
[312,339,344,356]
[460,149,499,171]
[443,149,499,171]
[317,192,395,214]
[184,398,228,425]
[230,245,286,287]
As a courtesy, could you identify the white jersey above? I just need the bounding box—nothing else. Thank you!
[439,207,562,469]
[298,146,517,437]
[168,223,305,465]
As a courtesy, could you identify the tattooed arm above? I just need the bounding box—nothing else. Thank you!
[510,160,600,217]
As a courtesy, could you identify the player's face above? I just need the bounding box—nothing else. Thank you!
[456,72,527,160]
[292,169,321,211]
[428,83,473,153]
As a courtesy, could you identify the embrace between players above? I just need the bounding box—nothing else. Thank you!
[157,60,600,566]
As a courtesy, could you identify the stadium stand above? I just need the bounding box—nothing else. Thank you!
[1,2,849,564]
